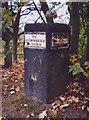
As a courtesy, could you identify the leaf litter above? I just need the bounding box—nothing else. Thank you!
[2,63,89,118]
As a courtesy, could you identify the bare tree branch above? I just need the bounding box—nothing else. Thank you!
[20,11,31,16]
[21,2,34,13]
[33,1,46,23]
[35,16,41,23]
[39,0,53,23]
[17,31,24,39]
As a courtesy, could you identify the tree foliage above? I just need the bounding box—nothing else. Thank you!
[79,2,89,61]
[2,1,89,66]
[2,0,57,64]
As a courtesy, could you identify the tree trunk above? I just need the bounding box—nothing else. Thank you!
[39,0,53,23]
[13,8,21,62]
[87,33,89,60]
[13,37,17,62]
[5,40,12,67]
[2,27,12,68]
[4,52,12,68]
[71,3,80,54]
[4,40,12,68]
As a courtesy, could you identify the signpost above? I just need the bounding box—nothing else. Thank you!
[24,23,70,103]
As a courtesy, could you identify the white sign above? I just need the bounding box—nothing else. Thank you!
[25,32,46,49]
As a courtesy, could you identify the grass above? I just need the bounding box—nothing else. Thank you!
[13,93,47,115]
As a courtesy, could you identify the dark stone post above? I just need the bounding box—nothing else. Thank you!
[24,23,70,103]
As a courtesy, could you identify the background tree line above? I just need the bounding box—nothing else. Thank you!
[1,0,89,67]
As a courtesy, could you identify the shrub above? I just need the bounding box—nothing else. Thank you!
[69,54,89,79]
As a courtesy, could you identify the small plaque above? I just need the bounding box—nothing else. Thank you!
[25,32,46,49]
[51,33,69,49]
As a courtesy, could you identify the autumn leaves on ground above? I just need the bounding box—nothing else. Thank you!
[2,61,89,119]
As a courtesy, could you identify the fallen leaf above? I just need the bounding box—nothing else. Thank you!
[15,80,18,83]
[0,116,2,120]
[87,107,89,112]
[74,82,79,87]
[21,83,24,87]
[80,91,84,95]
[52,100,62,106]
[39,110,47,118]
[60,104,69,109]
[24,104,28,107]
[52,104,60,110]
[60,96,65,101]
[20,104,23,106]
[5,85,8,88]
[71,96,79,103]
[15,86,20,92]
[82,106,85,110]
[60,108,66,113]
[4,87,8,91]
[10,91,15,94]
[67,96,73,103]
[85,97,89,101]
[26,115,29,118]
[69,81,73,87]
[11,85,15,90]
[31,113,34,117]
